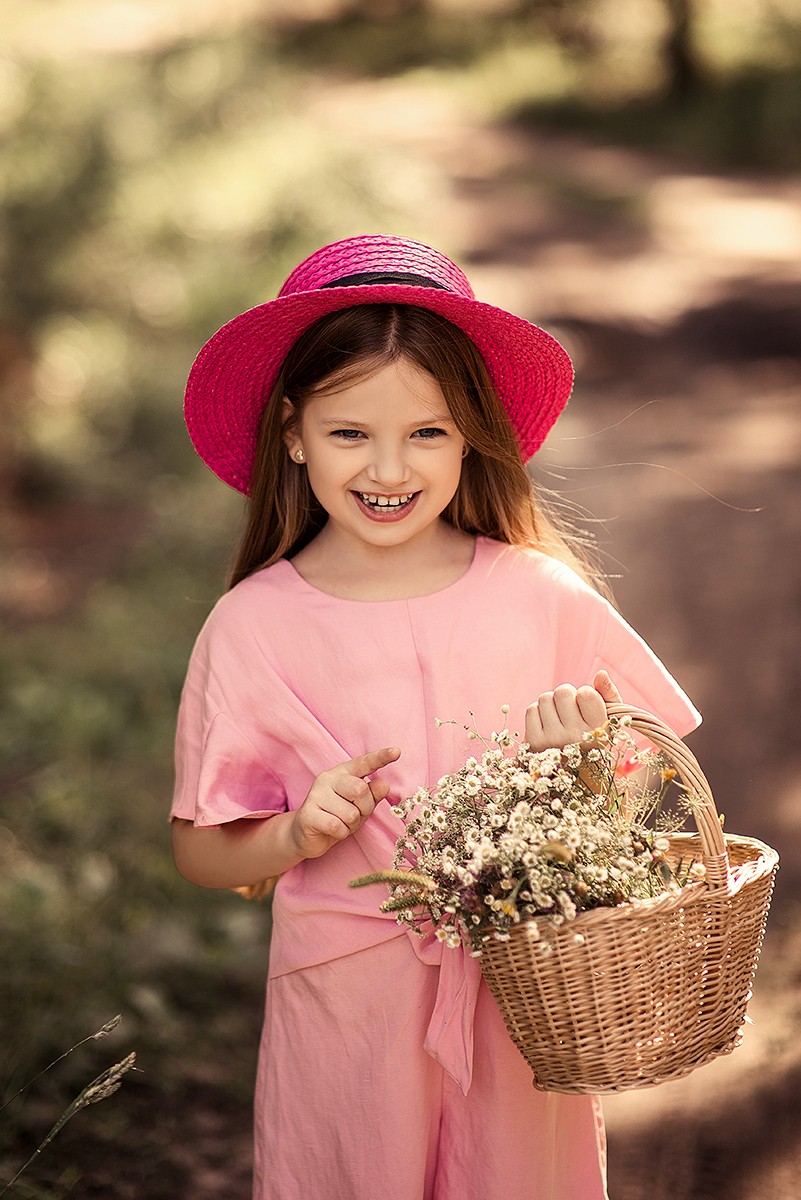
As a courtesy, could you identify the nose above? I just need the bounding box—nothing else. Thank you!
[365,440,413,488]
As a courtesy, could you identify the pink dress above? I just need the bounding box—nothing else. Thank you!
[172,536,700,1200]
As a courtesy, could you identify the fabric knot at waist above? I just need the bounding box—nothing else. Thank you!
[351,816,484,1094]
[406,923,484,1096]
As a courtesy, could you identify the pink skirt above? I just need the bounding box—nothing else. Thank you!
[254,934,608,1200]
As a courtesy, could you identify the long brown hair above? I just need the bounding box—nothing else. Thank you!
[228,305,604,592]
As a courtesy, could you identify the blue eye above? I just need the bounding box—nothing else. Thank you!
[414,428,446,440]
[331,429,365,441]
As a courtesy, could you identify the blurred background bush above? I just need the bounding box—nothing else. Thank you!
[2,1,800,1196]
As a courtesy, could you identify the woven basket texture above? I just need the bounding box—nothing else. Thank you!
[479,705,779,1094]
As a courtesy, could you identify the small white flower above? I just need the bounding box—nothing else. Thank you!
[563,742,582,767]
[377,711,694,951]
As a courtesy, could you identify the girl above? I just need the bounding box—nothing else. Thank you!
[171,234,700,1200]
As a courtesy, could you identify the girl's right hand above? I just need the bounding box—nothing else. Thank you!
[289,746,401,860]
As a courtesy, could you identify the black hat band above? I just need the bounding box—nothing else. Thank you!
[319,270,449,291]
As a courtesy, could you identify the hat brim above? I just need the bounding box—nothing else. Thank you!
[184,283,573,493]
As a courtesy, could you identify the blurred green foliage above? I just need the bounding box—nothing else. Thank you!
[0,20,419,1184]
[511,60,801,170]
[1,0,799,1190]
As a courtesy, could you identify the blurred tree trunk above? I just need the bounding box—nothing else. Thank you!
[0,326,34,503]
[663,0,705,100]
[514,0,705,98]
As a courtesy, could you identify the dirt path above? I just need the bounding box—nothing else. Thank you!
[299,71,801,1200]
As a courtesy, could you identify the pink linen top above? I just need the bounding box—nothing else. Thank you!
[172,535,701,1092]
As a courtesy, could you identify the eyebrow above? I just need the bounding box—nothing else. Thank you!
[317,415,456,428]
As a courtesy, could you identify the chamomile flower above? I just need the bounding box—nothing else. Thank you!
[351,713,691,956]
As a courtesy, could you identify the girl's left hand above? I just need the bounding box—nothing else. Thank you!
[525,670,623,751]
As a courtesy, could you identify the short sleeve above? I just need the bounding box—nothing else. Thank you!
[172,707,287,827]
[170,609,288,827]
[541,555,701,738]
[583,597,701,737]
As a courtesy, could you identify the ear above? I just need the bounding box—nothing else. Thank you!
[282,398,299,457]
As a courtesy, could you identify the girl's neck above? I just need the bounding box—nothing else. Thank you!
[289,521,477,601]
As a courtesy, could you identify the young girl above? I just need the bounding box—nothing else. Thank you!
[171,234,700,1200]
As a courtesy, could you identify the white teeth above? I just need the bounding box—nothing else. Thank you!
[359,492,415,508]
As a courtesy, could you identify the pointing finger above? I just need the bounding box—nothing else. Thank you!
[345,746,401,779]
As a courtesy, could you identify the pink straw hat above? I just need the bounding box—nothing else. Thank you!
[184,234,574,493]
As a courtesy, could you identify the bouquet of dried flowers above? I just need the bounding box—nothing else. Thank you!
[351,712,704,957]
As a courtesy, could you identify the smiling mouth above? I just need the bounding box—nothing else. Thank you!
[357,491,418,509]
[352,490,421,519]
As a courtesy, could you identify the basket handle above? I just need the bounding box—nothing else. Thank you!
[604,703,730,887]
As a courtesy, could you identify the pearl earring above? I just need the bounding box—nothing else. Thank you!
[294,448,305,463]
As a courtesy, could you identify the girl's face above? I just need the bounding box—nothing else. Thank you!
[285,357,466,556]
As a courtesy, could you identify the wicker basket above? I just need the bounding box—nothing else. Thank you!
[479,704,779,1094]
